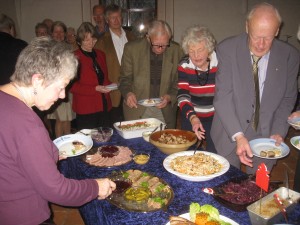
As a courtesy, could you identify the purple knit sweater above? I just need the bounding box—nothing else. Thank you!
[0,91,98,225]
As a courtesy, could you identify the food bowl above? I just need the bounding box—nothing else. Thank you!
[142,131,152,142]
[91,127,113,144]
[133,152,150,165]
[247,187,300,225]
[149,129,197,155]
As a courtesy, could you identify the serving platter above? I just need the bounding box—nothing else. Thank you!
[165,213,238,225]
[138,98,162,107]
[113,118,165,139]
[107,169,174,212]
[163,151,230,182]
[82,145,134,168]
[210,175,277,212]
[290,136,300,151]
[53,134,93,157]
[249,138,290,159]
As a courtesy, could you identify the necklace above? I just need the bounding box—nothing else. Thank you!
[11,82,32,109]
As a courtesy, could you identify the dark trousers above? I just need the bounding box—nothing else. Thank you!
[181,114,217,153]
[76,111,111,130]
[110,101,124,127]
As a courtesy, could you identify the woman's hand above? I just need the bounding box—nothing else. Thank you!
[95,178,116,199]
[95,85,110,93]
[190,115,205,140]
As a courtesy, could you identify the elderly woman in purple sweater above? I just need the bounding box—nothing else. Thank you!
[0,37,115,225]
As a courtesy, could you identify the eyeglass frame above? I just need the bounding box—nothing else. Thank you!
[148,37,170,49]
[195,59,211,86]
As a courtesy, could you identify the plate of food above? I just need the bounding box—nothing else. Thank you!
[105,83,118,91]
[53,134,93,157]
[249,138,290,159]
[287,117,300,129]
[290,136,300,151]
[163,151,230,182]
[167,202,238,225]
[107,169,174,212]
[82,145,134,167]
[138,98,162,107]
[207,175,277,212]
[113,118,165,139]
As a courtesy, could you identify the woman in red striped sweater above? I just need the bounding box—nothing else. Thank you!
[177,25,218,153]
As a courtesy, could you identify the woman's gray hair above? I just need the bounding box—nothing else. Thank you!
[11,36,78,86]
[76,22,96,45]
[147,20,172,39]
[181,25,216,54]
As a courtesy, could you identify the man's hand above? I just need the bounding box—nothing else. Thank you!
[125,92,138,108]
[236,134,253,167]
[270,134,283,146]
[156,95,170,109]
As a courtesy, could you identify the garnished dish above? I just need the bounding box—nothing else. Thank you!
[290,136,300,151]
[249,138,290,159]
[107,169,173,212]
[138,98,162,107]
[167,202,238,225]
[170,152,223,176]
[210,176,276,212]
[163,151,229,182]
[113,118,165,139]
[83,145,133,167]
[53,134,93,157]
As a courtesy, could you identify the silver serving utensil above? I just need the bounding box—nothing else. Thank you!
[78,131,89,136]
[151,126,158,134]
[194,139,203,154]
[285,170,293,203]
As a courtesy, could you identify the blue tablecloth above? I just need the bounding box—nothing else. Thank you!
[58,132,300,225]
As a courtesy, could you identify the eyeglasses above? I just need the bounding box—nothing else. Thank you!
[195,59,210,86]
[149,38,170,49]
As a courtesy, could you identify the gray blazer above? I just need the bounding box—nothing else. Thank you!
[119,38,184,128]
[211,33,300,156]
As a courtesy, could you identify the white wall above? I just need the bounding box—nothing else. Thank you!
[158,0,300,49]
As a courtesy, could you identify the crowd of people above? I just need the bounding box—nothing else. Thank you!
[0,2,299,225]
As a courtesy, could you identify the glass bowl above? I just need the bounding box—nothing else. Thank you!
[91,127,113,144]
[133,152,150,165]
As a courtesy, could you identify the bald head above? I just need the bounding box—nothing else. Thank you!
[246,3,281,57]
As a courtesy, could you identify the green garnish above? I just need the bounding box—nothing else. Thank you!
[155,183,166,193]
[72,149,76,155]
[122,172,129,179]
[141,181,149,188]
[142,172,149,177]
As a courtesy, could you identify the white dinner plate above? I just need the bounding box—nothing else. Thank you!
[105,83,118,91]
[165,212,238,225]
[249,138,290,159]
[290,136,300,151]
[163,151,230,182]
[287,117,300,129]
[138,98,162,107]
[53,134,93,157]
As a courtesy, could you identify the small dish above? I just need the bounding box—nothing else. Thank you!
[249,138,290,159]
[290,136,300,151]
[105,83,118,91]
[91,127,113,144]
[138,98,162,107]
[142,131,152,142]
[133,152,150,165]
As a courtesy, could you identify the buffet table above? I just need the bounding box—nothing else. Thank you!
[58,131,300,225]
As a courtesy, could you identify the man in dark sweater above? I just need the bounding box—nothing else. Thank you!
[0,13,27,85]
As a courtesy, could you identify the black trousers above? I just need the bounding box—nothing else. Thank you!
[76,111,111,130]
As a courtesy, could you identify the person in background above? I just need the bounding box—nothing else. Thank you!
[95,4,136,125]
[35,22,48,37]
[71,22,112,129]
[42,18,53,35]
[92,4,108,38]
[66,26,78,51]
[0,13,27,85]
[211,3,299,174]
[119,20,184,129]
[0,36,115,225]
[47,21,74,138]
[287,25,300,192]
[177,25,218,153]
